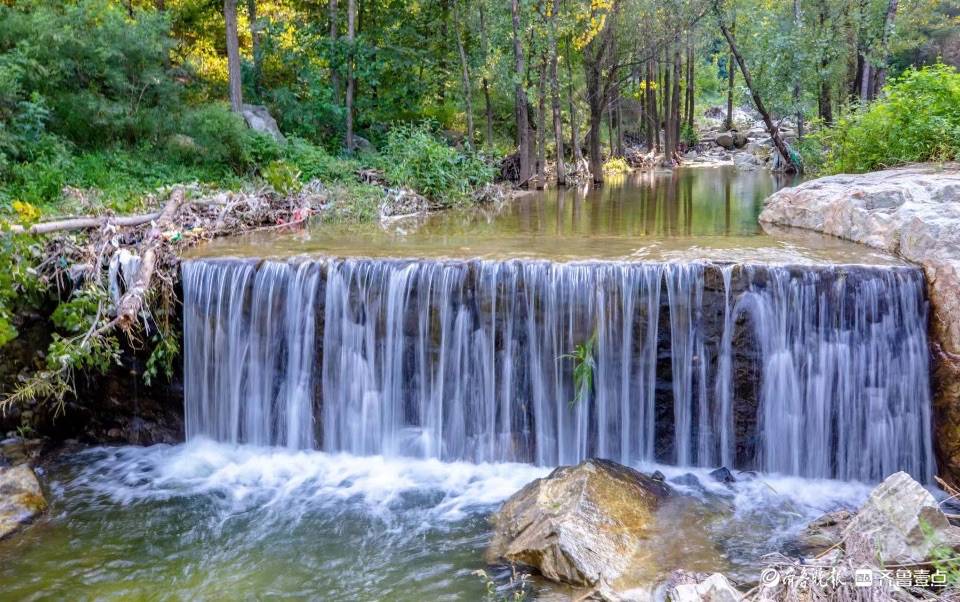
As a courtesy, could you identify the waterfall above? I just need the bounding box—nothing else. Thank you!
[181,257,935,482]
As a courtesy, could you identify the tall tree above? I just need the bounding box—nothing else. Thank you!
[345,0,356,150]
[453,2,474,148]
[715,1,800,172]
[511,0,532,185]
[329,0,340,104]
[874,0,901,92]
[548,0,566,185]
[224,0,243,112]
[247,0,262,98]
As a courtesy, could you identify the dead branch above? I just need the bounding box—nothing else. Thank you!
[115,187,184,331]
[4,212,163,236]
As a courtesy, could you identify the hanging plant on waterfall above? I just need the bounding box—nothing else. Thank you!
[561,330,597,407]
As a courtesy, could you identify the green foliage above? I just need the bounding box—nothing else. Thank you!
[680,122,699,147]
[261,160,302,195]
[562,332,597,407]
[0,0,178,151]
[145,330,179,387]
[378,124,494,205]
[176,104,260,173]
[820,64,960,173]
[602,157,631,174]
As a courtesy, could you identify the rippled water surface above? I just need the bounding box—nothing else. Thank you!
[192,167,903,265]
[0,441,875,600]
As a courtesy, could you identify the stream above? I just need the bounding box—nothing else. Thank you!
[0,167,933,599]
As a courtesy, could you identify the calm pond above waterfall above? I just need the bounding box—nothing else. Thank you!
[0,167,930,599]
[194,167,905,265]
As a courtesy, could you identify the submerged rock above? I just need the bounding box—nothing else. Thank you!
[486,458,669,589]
[708,467,736,484]
[843,471,960,565]
[669,573,742,602]
[0,464,46,539]
[793,508,853,556]
[760,164,960,485]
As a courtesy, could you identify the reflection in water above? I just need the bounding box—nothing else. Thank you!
[189,167,901,265]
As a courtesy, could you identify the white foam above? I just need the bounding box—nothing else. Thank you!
[68,439,550,523]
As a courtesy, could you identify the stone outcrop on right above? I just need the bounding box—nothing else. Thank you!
[760,164,960,483]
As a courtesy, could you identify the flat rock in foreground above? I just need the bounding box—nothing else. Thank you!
[486,458,670,589]
[760,164,960,483]
[0,464,46,539]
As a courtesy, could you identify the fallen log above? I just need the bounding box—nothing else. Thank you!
[116,188,184,331]
[4,212,163,236]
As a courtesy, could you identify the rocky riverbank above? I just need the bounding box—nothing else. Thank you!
[760,164,960,486]
[487,458,960,600]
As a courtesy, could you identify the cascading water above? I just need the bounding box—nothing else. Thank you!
[181,257,934,482]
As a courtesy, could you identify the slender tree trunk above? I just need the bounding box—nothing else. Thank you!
[453,10,474,149]
[477,6,495,150]
[686,38,695,132]
[345,0,356,150]
[566,46,584,167]
[724,21,735,130]
[511,0,531,185]
[616,95,624,156]
[549,0,565,184]
[536,54,547,188]
[329,0,340,104]
[793,0,804,138]
[874,0,900,92]
[224,0,243,112]
[662,47,673,161]
[716,5,800,172]
[817,3,832,124]
[246,0,262,98]
[670,43,681,159]
[647,59,659,153]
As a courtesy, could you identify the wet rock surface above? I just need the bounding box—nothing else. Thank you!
[760,164,960,484]
[487,458,670,589]
[0,464,46,540]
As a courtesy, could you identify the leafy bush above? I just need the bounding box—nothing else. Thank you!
[378,124,494,205]
[282,138,362,184]
[0,0,178,149]
[603,157,631,174]
[176,104,258,173]
[821,64,960,173]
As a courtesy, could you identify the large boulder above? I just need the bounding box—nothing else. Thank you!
[760,164,960,484]
[715,132,735,150]
[486,458,670,589]
[842,471,960,565]
[0,464,46,539]
[241,104,286,143]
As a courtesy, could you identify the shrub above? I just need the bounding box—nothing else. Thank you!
[378,123,494,205]
[602,157,631,174]
[177,104,256,173]
[821,64,960,173]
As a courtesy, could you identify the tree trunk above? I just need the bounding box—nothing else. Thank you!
[817,3,832,124]
[567,50,584,167]
[616,95,624,156]
[793,0,804,138]
[549,0,565,185]
[670,43,681,157]
[686,38,695,132]
[329,0,340,104]
[874,0,900,92]
[647,59,659,152]
[536,54,547,189]
[511,0,531,185]
[662,48,673,161]
[345,0,356,150]
[478,4,495,150]
[224,0,243,112]
[246,0,262,98]
[453,9,474,149]
[716,3,800,173]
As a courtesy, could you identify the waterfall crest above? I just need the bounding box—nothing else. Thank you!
[182,257,934,482]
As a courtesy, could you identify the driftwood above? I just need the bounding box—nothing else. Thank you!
[115,188,184,331]
[4,212,163,236]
